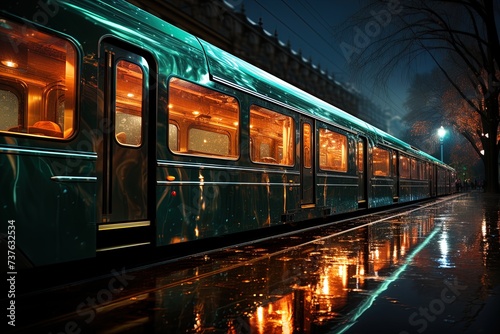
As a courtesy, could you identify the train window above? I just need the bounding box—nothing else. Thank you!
[373,147,390,176]
[411,158,418,179]
[250,105,294,166]
[420,162,427,180]
[168,123,179,151]
[399,155,410,179]
[168,77,239,159]
[188,128,230,155]
[303,123,312,168]
[115,60,143,146]
[0,18,76,139]
[319,128,347,172]
[357,140,364,172]
[392,152,398,177]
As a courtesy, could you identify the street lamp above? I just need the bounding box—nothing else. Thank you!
[438,126,446,161]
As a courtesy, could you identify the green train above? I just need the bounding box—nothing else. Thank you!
[0,0,455,267]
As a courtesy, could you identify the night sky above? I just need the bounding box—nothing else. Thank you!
[225,0,412,129]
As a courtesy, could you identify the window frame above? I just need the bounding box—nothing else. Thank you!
[167,77,240,160]
[0,18,78,140]
[318,126,348,173]
[410,158,418,179]
[114,58,145,147]
[249,104,295,166]
[372,146,391,177]
[399,155,411,179]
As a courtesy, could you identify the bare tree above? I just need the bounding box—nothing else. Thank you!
[402,69,445,151]
[337,0,500,192]
[403,69,482,182]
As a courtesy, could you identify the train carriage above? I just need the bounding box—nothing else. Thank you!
[0,0,455,268]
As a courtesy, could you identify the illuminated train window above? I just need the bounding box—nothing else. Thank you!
[303,123,312,168]
[357,140,364,172]
[0,18,76,139]
[115,60,143,146]
[372,147,390,176]
[420,162,428,180]
[168,77,239,159]
[399,155,411,179]
[250,105,294,166]
[319,128,348,172]
[410,158,417,179]
[392,152,398,177]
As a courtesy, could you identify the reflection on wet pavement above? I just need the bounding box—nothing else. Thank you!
[15,193,500,333]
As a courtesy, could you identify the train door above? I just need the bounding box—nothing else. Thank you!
[300,116,315,207]
[357,137,368,208]
[97,42,155,251]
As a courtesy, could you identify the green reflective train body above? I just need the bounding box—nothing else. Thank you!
[0,0,455,267]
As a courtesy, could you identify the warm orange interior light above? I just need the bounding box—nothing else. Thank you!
[1,60,18,68]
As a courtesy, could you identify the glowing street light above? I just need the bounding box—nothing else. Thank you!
[438,126,446,161]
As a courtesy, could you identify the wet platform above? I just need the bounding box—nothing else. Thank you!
[7,192,500,333]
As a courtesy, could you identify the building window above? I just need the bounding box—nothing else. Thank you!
[319,127,348,172]
[250,105,294,165]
